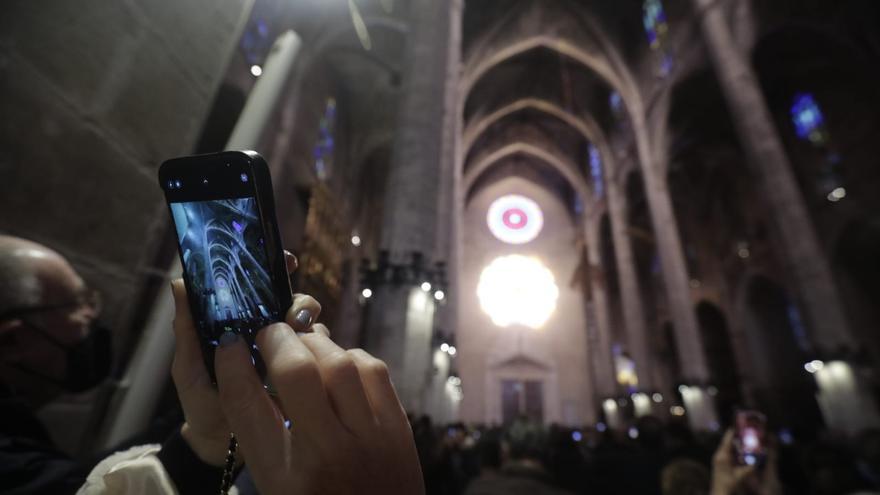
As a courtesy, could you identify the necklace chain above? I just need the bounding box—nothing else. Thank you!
[219,432,238,494]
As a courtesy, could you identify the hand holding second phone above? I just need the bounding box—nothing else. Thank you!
[214,309,425,494]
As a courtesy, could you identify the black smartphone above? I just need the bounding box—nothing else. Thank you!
[734,410,767,467]
[159,150,292,385]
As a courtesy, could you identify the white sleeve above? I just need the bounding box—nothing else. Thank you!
[76,444,176,495]
[77,443,240,495]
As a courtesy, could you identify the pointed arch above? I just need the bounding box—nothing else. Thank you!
[464,142,591,206]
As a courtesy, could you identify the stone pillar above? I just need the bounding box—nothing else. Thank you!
[606,178,655,392]
[363,0,453,412]
[584,220,618,401]
[693,0,853,354]
[694,0,875,431]
[631,124,710,386]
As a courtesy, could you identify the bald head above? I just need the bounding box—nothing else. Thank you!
[0,236,82,315]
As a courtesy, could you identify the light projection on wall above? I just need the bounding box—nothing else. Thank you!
[314,98,337,181]
[477,255,559,329]
[487,195,544,245]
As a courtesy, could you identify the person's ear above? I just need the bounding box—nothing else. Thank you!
[0,319,24,350]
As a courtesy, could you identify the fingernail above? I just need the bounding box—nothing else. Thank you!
[219,332,240,347]
[294,309,312,329]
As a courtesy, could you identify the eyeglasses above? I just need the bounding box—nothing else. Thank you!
[0,288,102,322]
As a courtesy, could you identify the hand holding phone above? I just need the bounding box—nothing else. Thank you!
[160,151,292,385]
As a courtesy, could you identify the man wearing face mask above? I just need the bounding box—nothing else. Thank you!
[0,235,112,494]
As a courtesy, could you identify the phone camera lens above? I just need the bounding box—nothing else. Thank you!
[174,180,182,188]
[167,180,174,189]
[240,173,249,183]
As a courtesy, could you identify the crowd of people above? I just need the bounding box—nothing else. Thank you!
[410,414,880,495]
[1,234,879,494]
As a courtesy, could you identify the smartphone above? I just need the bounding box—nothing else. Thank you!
[159,150,292,385]
[734,410,767,467]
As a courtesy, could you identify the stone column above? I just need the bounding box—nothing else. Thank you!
[694,0,876,431]
[606,177,656,392]
[584,220,618,400]
[363,0,454,413]
[631,124,710,386]
[692,0,853,354]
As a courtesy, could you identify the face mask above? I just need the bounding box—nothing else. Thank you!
[13,322,113,393]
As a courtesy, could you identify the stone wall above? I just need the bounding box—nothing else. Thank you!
[0,0,254,337]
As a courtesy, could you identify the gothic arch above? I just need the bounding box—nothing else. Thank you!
[463,142,591,208]
[461,35,639,120]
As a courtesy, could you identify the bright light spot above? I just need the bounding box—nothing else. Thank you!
[572,430,583,442]
[448,346,457,356]
[351,235,361,246]
[361,288,373,299]
[487,195,544,244]
[421,282,432,292]
[250,64,263,77]
[738,245,751,259]
[831,187,846,200]
[652,393,663,403]
[440,343,449,353]
[805,360,824,374]
[628,427,639,439]
[596,422,607,432]
[678,385,687,394]
[603,399,618,412]
[671,406,686,416]
[447,376,461,387]
[434,290,445,301]
[477,255,559,329]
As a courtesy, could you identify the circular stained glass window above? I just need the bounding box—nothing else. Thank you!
[487,195,543,244]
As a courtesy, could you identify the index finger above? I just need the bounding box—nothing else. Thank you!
[215,335,287,470]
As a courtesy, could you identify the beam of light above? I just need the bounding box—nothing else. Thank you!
[348,0,372,51]
[477,255,559,329]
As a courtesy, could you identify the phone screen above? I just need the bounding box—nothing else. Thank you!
[170,197,281,337]
[735,410,767,466]
[161,152,291,385]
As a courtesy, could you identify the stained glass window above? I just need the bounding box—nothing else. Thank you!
[643,0,674,76]
[790,93,846,201]
[791,93,827,146]
[314,98,337,181]
[487,195,544,245]
[589,144,604,198]
[241,19,271,66]
[643,0,669,50]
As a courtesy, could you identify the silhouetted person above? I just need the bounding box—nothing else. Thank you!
[464,417,571,495]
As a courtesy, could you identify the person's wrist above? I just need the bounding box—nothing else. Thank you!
[180,422,229,467]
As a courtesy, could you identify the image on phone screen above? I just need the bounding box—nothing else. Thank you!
[170,197,281,346]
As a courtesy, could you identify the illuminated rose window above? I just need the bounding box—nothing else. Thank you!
[487,195,543,245]
[477,255,559,329]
